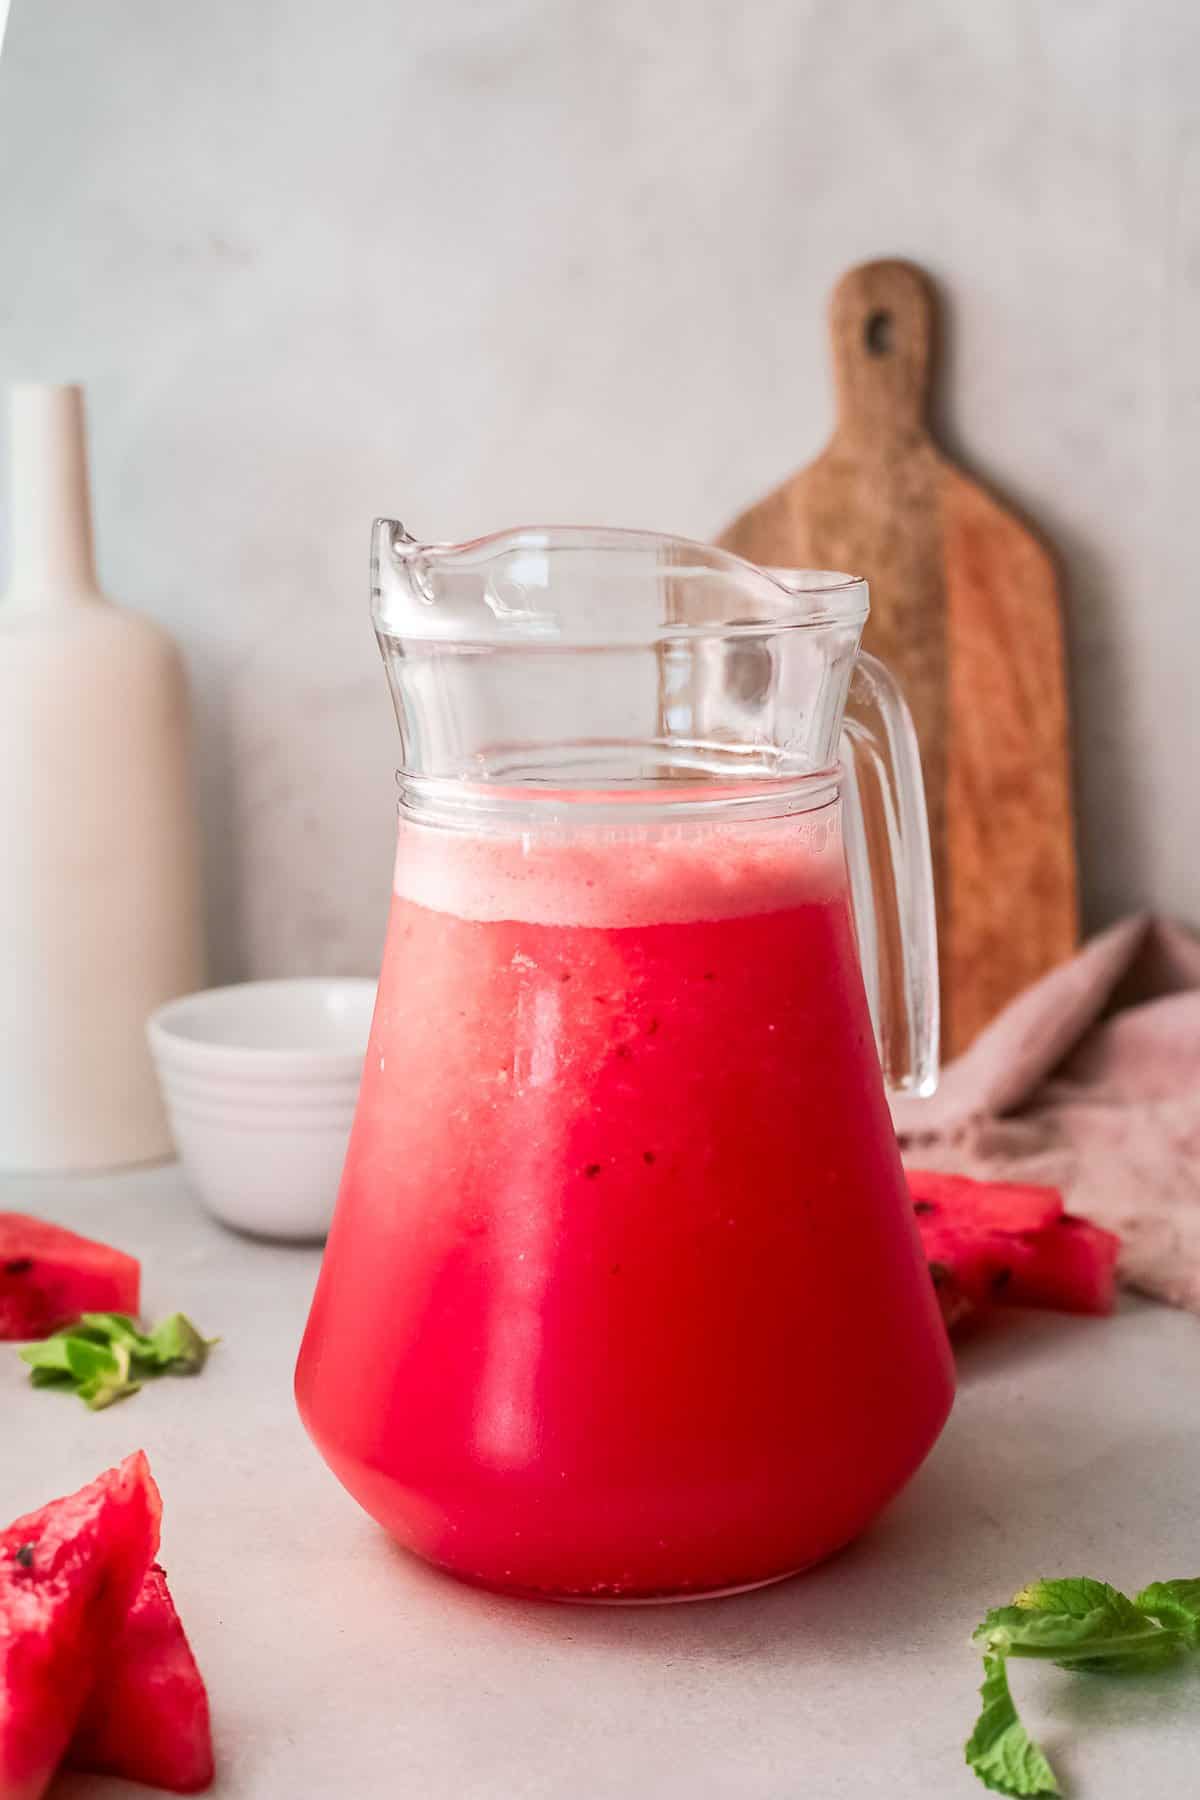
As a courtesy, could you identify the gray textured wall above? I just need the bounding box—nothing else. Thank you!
[2,0,1198,981]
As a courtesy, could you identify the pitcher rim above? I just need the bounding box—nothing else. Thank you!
[373,521,870,642]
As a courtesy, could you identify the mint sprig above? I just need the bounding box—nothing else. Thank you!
[18,1311,215,1410]
[967,1576,1200,1795]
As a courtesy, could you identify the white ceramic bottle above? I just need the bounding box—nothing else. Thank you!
[0,384,204,1170]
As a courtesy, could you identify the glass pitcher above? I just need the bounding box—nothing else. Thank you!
[295,524,954,1603]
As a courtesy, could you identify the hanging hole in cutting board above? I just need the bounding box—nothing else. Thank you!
[864,310,893,356]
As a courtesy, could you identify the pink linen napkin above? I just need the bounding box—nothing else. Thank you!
[891,916,1200,1312]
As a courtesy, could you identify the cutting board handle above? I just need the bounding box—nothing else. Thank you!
[830,259,936,449]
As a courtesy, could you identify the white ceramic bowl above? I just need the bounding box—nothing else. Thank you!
[147,978,376,1241]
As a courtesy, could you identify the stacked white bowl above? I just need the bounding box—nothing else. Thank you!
[147,978,376,1241]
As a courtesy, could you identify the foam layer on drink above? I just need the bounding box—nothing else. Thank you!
[393,802,845,928]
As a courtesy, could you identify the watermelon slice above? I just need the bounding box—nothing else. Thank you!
[1002,1213,1122,1316]
[69,1562,214,1793]
[908,1170,1063,1236]
[0,1452,161,1800]
[910,1170,1059,1317]
[0,1214,140,1340]
[908,1169,1120,1329]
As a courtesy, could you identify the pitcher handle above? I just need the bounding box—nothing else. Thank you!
[839,652,939,1097]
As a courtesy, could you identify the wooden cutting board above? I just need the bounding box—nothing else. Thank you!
[720,258,1078,1056]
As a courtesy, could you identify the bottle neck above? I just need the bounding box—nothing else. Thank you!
[7,385,101,609]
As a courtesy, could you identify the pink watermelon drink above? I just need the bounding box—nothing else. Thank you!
[297,801,954,1599]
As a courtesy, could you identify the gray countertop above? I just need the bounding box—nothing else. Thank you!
[3,1166,1198,1800]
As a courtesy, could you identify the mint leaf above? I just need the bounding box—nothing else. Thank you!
[21,1334,119,1386]
[75,1341,142,1410]
[147,1312,211,1374]
[976,1597,1180,1673]
[77,1373,142,1409]
[75,1312,155,1356]
[22,1335,141,1410]
[1014,1578,1140,1622]
[18,1336,76,1376]
[965,1653,1060,1796]
[17,1309,214,1407]
[1135,1580,1200,1647]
